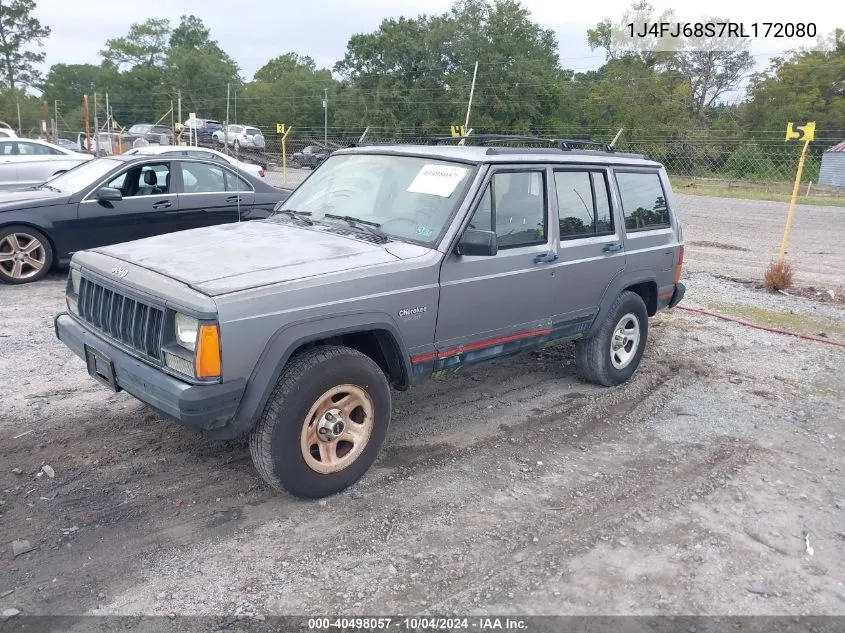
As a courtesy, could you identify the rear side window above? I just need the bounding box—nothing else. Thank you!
[615,171,670,231]
[554,170,614,239]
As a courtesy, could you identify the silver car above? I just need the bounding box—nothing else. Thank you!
[212,125,266,150]
[0,138,92,189]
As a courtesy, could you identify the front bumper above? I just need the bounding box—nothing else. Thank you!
[55,313,245,431]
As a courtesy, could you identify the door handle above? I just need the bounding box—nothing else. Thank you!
[533,252,558,264]
[226,195,241,203]
[602,243,623,253]
[152,200,171,209]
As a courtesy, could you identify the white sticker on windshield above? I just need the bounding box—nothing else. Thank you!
[406,164,468,197]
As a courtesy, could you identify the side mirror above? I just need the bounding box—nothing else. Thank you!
[95,187,122,202]
[457,228,498,257]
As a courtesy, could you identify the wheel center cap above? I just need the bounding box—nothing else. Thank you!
[317,409,345,441]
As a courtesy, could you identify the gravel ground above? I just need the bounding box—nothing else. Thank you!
[1,188,844,622]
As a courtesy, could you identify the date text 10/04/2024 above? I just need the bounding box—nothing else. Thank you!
[307,617,529,630]
[627,22,816,38]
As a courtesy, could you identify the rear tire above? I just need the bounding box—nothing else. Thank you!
[0,225,53,284]
[249,345,392,499]
[575,290,648,387]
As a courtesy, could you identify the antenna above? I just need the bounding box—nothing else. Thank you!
[609,127,624,149]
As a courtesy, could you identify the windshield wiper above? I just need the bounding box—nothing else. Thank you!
[273,208,313,225]
[323,213,389,242]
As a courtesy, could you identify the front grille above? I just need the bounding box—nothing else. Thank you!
[77,277,164,361]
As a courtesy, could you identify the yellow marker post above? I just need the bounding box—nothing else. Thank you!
[779,121,816,261]
[278,124,292,185]
[450,125,466,138]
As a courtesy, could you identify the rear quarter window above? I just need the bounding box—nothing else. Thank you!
[614,171,671,232]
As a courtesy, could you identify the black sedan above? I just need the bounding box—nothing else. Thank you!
[0,154,291,284]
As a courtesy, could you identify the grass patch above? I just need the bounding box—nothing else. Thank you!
[670,177,845,207]
[699,299,845,340]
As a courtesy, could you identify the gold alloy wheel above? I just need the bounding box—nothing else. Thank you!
[0,232,47,280]
[300,384,375,474]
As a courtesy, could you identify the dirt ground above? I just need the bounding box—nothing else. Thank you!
[1,190,844,621]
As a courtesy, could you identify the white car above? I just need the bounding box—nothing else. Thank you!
[211,124,266,150]
[123,144,266,178]
[0,138,93,189]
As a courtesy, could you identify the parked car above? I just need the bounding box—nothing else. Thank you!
[76,132,123,156]
[122,124,175,147]
[0,138,93,189]
[212,125,266,151]
[52,138,686,499]
[181,118,223,141]
[124,145,267,179]
[291,144,332,169]
[0,154,291,284]
[0,127,17,139]
[53,138,84,152]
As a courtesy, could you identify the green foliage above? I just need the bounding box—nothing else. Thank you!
[0,0,50,89]
[241,54,333,130]
[744,28,845,136]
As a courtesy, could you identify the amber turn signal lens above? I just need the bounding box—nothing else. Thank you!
[195,323,221,379]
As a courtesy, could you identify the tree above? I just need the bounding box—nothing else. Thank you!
[100,18,170,69]
[242,53,334,129]
[743,28,845,136]
[166,15,241,119]
[333,0,564,132]
[677,17,754,117]
[0,0,51,90]
[41,63,101,106]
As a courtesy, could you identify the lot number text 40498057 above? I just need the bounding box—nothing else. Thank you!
[627,22,816,38]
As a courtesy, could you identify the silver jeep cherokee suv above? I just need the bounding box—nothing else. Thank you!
[55,136,686,499]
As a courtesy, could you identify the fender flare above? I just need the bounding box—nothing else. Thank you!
[586,269,658,338]
[224,311,412,438]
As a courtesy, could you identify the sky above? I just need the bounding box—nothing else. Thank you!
[31,0,840,97]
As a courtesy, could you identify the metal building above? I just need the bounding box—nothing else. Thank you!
[818,141,845,187]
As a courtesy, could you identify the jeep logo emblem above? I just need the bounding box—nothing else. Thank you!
[111,266,128,278]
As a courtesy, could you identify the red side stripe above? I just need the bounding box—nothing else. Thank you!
[411,328,552,364]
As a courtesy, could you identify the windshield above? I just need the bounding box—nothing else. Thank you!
[44,158,123,193]
[278,154,476,245]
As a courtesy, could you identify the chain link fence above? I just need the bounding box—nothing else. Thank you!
[49,120,845,203]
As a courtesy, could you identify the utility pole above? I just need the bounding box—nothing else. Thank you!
[16,101,21,135]
[225,82,230,152]
[323,88,328,144]
[83,95,92,154]
[54,100,59,141]
[42,102,50,141]
[464,61,479,133]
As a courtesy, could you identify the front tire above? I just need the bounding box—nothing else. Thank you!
[575,290,648,387]
[249,345,392,499]
[0,225,53,284]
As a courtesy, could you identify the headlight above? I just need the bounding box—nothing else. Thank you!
[71,269,81,295]
[174,313,199,351]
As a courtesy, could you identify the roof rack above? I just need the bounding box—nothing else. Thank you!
[426,133,616,153]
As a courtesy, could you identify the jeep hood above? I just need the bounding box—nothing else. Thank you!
[92,220,429,296]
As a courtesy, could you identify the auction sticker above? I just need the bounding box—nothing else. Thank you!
[407,164,468,197]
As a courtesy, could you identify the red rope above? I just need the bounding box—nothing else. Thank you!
[676,306,845,349]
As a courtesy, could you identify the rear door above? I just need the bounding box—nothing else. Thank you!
[176,160,255,230]
[612,168,677,297]
[73,161,180,252]
[549,166,627,327]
